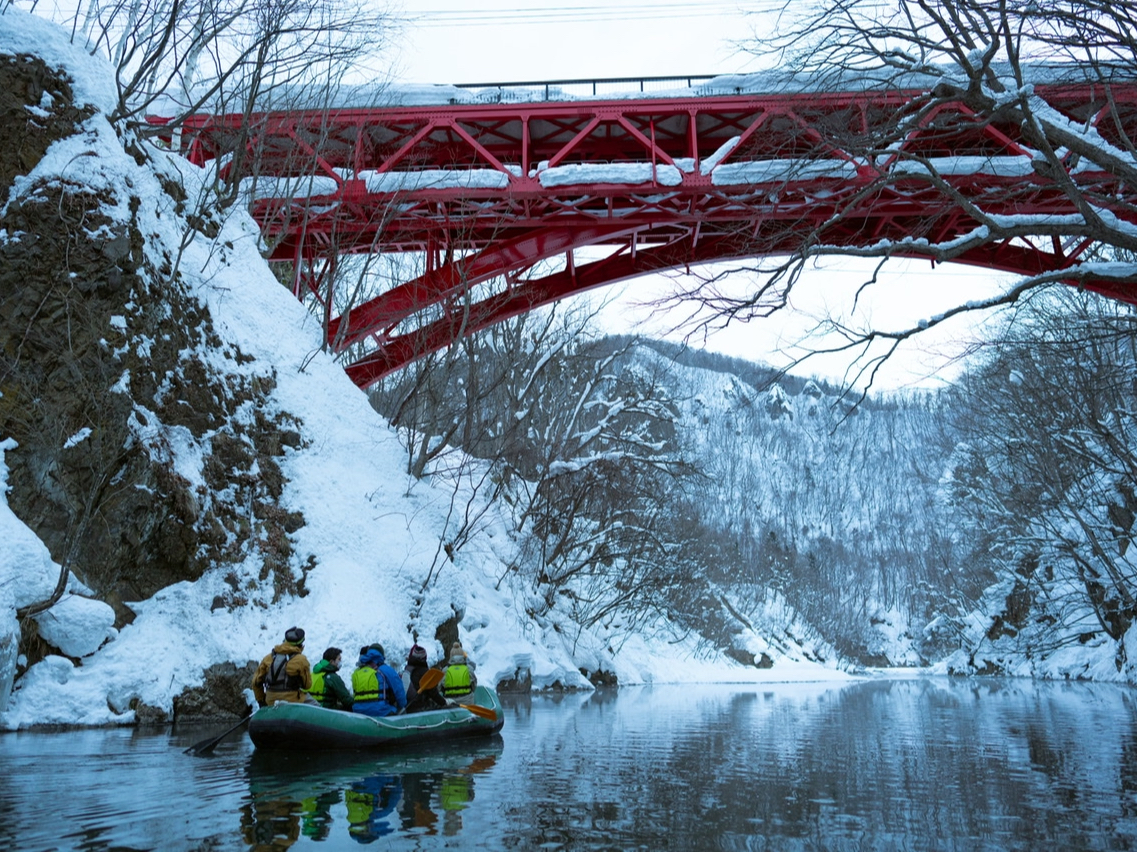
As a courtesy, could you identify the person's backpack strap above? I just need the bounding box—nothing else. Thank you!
[267,651,297,691]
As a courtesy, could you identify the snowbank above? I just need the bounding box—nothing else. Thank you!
[0,438,64,711]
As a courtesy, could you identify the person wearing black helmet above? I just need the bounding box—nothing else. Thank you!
[251,626,314,707]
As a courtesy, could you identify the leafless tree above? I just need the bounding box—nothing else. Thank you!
[18,1,392,133]
[670,0,1137,391]
[503,337,695,631]
[368,298,703,641]
[944,286,1137,664]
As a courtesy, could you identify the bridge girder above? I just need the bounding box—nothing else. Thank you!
[166,83,1137,385]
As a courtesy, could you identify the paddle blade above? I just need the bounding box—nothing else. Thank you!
[184,734,224,756]
[419,668,444,691]
[184,716,250,756]
[458,703,498,721]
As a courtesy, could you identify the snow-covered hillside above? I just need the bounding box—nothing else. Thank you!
[0,10,851,730]
[613,342,955,666]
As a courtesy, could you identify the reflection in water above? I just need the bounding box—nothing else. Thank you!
[344,774,400,843]
[490,679,1137,851]
[239,739,502,851]
[300,791,339,841]
[2,678,1137,850]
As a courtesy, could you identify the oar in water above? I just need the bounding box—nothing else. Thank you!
[456,702,498,721]
[425,666,497,720]
[184,713,252,757]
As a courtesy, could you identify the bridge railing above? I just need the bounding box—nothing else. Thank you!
[448,74,725,103]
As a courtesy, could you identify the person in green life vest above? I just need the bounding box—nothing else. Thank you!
[308,647,353,711]
[441,642,478,702]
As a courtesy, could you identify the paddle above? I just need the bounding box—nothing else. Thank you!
[418,668,444,691]
[184,711,252,756]
[456,702,498,721]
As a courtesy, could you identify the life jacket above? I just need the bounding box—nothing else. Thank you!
[266,651,300,692]
[309,670,328,704]
[441,664,473,697]
[352,667,388,704]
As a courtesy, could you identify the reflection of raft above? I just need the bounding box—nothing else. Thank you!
[248,686,504,750]
[247,735,505,786]
[242,736,504,846]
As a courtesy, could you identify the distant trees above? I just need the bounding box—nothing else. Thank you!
[677,369,963,663]
[372,282,983,664]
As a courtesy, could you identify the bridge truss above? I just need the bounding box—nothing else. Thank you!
[170,80,1137,386]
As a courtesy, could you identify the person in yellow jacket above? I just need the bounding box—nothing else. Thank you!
[251,626,314,707]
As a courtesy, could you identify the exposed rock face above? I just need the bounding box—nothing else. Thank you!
[0,54,92,192]
[172,661,259,722]
[0,54,310,676]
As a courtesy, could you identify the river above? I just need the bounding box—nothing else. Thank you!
[2,675,1136,851]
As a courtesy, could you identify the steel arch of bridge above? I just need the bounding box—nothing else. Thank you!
[169,80,1137,387]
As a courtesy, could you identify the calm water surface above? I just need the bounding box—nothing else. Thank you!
[2,676,1137,850]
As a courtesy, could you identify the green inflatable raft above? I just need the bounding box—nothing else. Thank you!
[248,686,504,750]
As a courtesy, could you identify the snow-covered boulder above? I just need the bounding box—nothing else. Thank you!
[765,383,794,420]
[33,594,116,658]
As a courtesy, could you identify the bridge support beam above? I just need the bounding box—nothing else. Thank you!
[162,82,1137,386]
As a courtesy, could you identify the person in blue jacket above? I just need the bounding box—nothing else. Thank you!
[350,645,407,717]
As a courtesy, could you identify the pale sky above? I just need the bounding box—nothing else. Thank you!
[385,1,1013,391]
[388,0,774,85]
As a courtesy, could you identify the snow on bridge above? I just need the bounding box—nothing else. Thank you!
[155,68,1137,385]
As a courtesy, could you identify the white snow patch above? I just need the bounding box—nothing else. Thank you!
[63,428,92,449]
[33,594,117,658]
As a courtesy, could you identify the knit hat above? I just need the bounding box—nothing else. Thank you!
[284,626,305,645]
[407,644,428,665]
[449,642,467,663]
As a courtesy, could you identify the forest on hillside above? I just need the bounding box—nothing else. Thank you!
[365,288,1137,678]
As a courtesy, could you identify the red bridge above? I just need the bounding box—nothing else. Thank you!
[168,74,1137,386]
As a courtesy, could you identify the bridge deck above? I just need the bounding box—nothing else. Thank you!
[157,73,1137,385]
